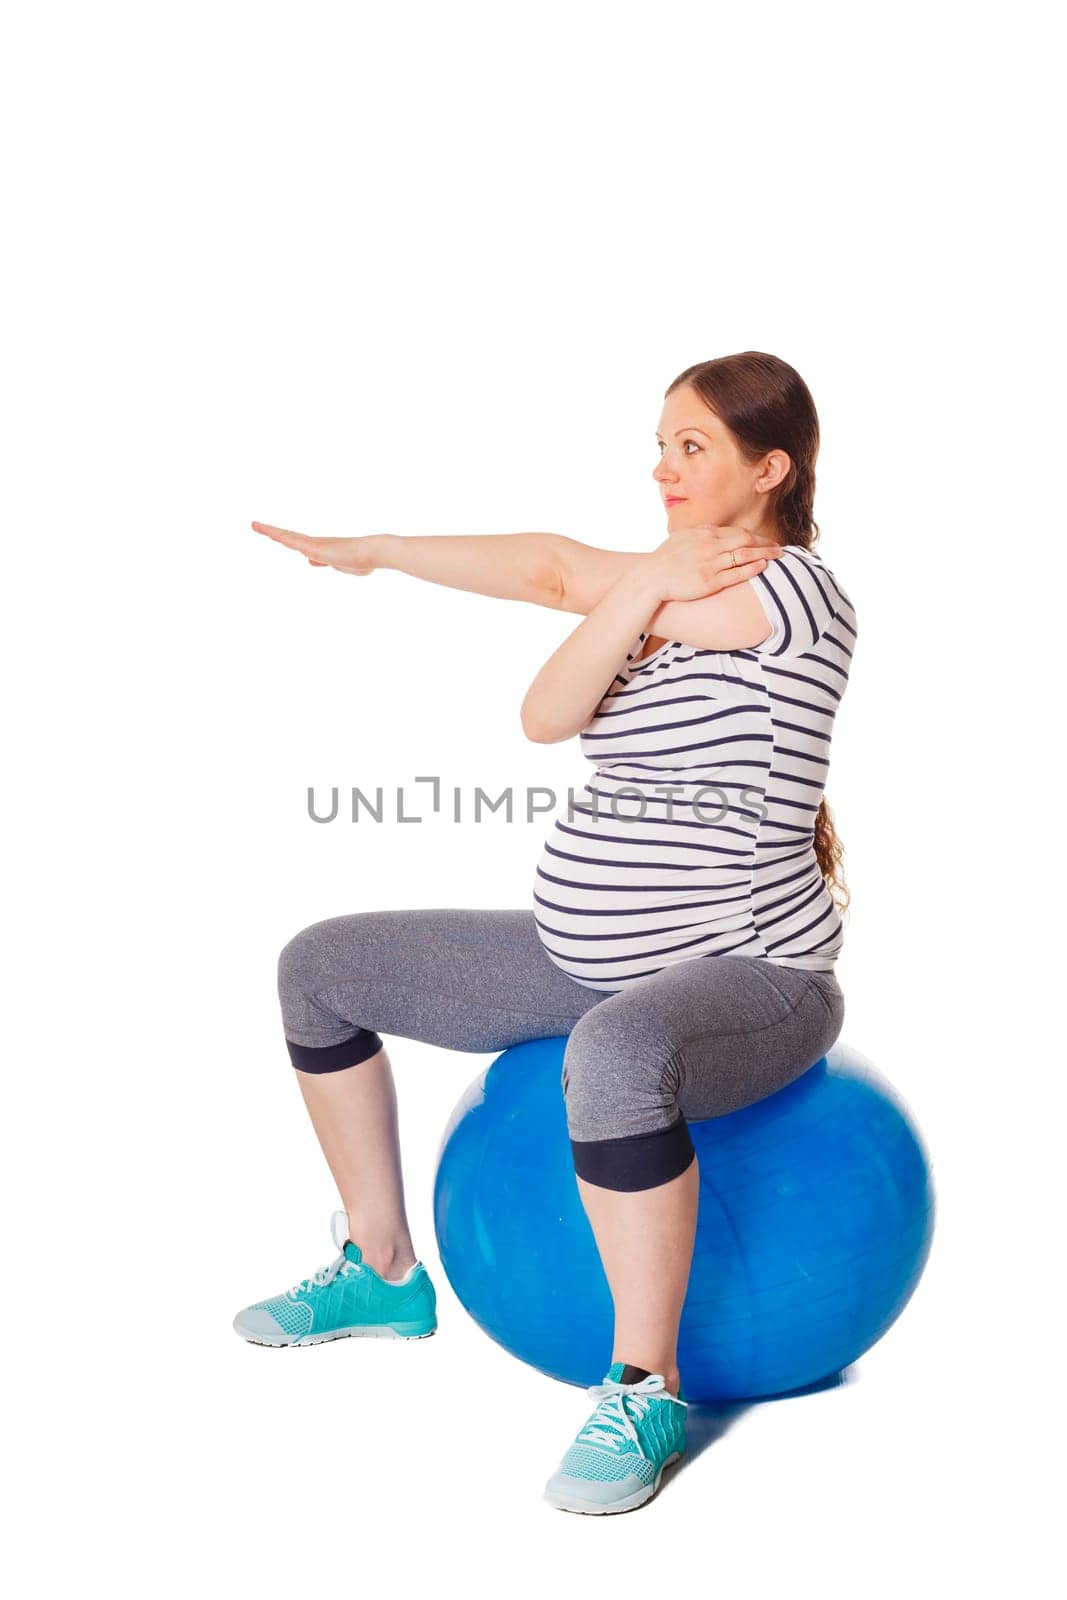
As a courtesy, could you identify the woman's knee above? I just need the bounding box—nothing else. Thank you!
[276,913,377,1010]
[563,1005,680,1117]
[562,1007,693,1192]
[276,918,383,1073]
[277,919,321,991]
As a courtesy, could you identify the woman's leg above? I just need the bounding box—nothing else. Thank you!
[562,957,845,1394]
[293,1050,416,1280]
[575,1161,699,1397]
[276,907,603,1276]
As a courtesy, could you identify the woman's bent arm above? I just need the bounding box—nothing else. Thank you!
[520,560,663,743]
[375,531,563,607]
[519,526,779,742]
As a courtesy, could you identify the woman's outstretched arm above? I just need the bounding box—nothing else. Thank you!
[375,532,563,606]
[251,521,568,608]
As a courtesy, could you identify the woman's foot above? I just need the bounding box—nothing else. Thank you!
[232,1210,438,1346]
[542,1363,688,1514]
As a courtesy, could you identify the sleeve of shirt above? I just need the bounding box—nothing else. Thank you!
[748,549,840,656]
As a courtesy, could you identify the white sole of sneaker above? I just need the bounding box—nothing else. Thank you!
[238,1324,437,1347]
[542,1451,683,1514]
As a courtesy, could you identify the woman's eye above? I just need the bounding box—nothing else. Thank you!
[656,440,699,455]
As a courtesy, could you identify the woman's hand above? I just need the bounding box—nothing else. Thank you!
[644,524,785,604]
[251,521,383,574]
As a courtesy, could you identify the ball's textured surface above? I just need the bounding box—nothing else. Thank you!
[433,1036,935,1400]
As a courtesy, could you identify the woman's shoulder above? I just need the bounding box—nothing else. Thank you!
[780,544,855,615]
[750,542,856,655]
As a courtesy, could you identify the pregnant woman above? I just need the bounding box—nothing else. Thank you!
[235,350,857,1516]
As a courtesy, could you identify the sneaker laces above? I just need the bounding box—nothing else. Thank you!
[286,1209,361,1299]
[576,1374,670,1455]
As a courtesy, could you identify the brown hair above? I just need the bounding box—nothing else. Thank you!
[665,352,850,916]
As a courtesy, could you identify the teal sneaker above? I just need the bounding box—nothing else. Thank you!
[232,1210,438,1346]
[542,1363,688,1514]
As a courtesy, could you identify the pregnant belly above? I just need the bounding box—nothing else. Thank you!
[532,828,758,958]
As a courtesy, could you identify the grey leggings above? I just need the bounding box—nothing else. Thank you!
[277,907,845,1192]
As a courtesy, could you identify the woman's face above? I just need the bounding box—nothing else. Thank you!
[652,385,784,536]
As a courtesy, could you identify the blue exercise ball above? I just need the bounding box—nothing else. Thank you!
[433,1036,935,1401]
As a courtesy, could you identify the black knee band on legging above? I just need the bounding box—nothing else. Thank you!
[569,1115,696,1192]
[286,1029,385,1074]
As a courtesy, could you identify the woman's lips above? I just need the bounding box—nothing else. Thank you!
[665,497,686,506]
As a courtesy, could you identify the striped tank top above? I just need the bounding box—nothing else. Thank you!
[532,545,857,991]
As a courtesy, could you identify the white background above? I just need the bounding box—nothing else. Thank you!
[5,0,1062,1592]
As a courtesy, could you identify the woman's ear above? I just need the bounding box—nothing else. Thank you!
[758,449,792,493]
